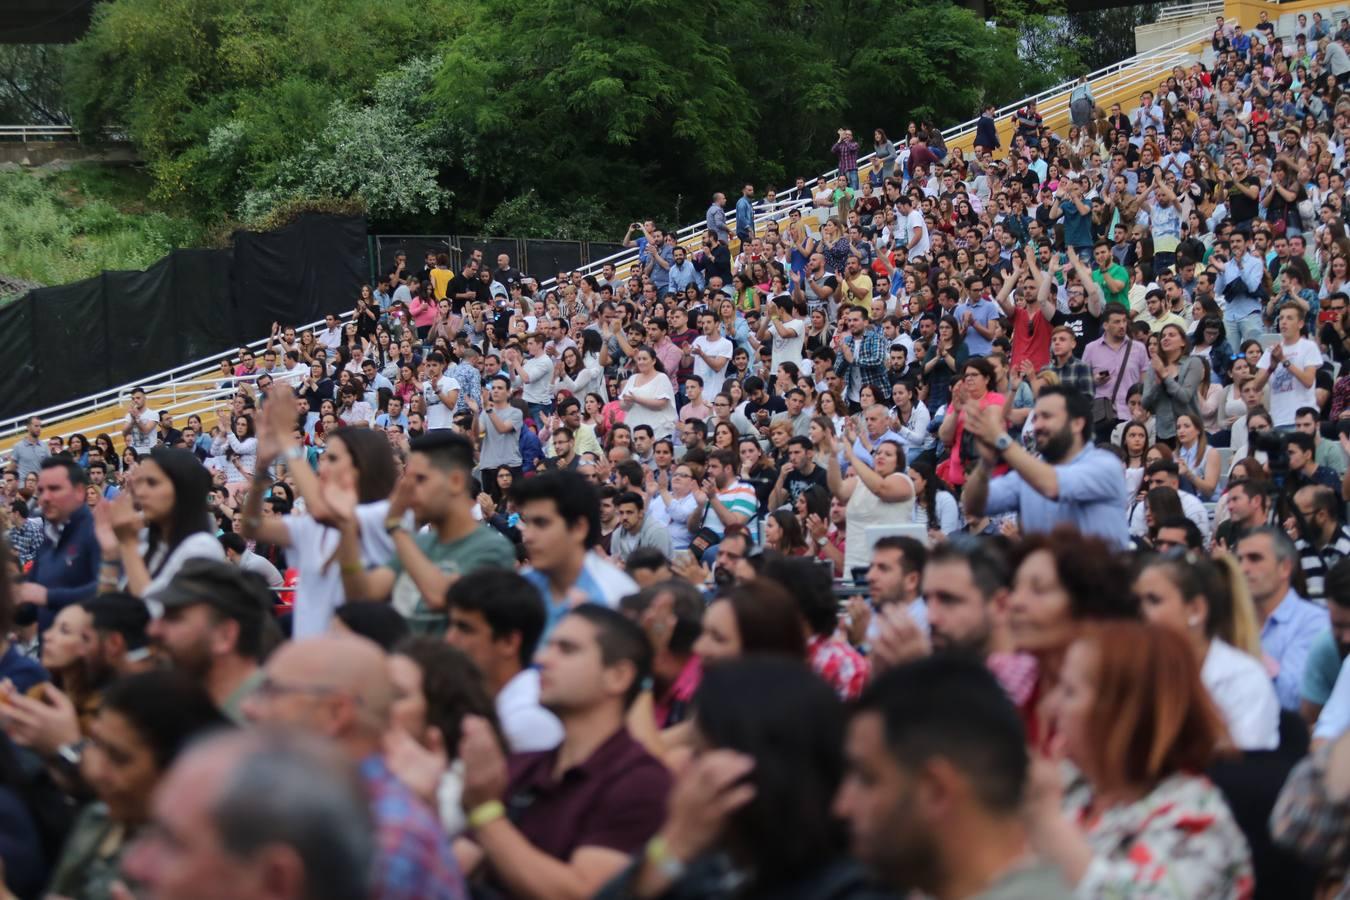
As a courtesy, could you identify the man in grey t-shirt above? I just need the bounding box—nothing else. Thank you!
[477,374,523,474]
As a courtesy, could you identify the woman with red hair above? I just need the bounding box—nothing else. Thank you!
[1027,622,1253,898]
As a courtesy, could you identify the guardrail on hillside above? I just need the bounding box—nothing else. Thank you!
[0,125,129,142]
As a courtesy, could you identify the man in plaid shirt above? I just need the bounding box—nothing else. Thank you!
[1044,326,1094,397]
[833,306,889,412]
[832,128,860,189]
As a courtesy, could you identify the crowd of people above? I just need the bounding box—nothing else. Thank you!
[7,13,1350,898]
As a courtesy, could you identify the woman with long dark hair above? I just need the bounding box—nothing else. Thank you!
[598,658,875,899]
[242,386,398,637]
[1141,322,1202,446]
[95,447,223,598]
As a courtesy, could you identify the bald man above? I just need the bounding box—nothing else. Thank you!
[244,637,466,900]
[123,729,375,900]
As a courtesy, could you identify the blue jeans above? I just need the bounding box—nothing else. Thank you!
[1223,310,1264,352]
[845,169,859,191]
[526,401,553,429]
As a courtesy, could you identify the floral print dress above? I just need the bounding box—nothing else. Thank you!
[1062,770,1253,899]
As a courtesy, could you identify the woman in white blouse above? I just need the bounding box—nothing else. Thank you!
[1134,550,1279,750]
[618,347,678,441]
[93,447,225,599]
[890,380,932,464]
[553,332,607,403]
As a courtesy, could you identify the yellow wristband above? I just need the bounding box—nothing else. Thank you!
[340,562,363,576]
[468,800,505,829]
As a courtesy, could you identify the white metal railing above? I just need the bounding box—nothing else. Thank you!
[0,312,353,454]
[0,125,128,142]
[1156,1,1224,22]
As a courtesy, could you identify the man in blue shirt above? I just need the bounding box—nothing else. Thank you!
[1238,527,1330,711]
[17,459,100,628]
[962,385,1130,548]
[1216,228,1267,347]
[953,275,1001,358]
[1048,178,1093,261]
[735,183,756,245]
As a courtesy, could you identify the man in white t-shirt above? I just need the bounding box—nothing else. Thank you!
[509,333,555,427]
[122,387,160,454]
[691,310,733,398]
[421,351,462,431]
[897,193,930,259]
[1252,304,1323,427]
[758,295,807,371]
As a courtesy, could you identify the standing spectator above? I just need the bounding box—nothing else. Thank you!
[512,470,637,636]
[11,417,48,483]
[478,376,524,479]
[18,458,101,628]
[1082,307,1146,443]
[734,183,755,244]
[1252,305,1322,428]
[963,385,1130,547]
[832,129,860,190]
[973,104,1000,153]
[122,386,160,455]
[705,193,728,244]
[832,307,888,413]
[508,335,555,428]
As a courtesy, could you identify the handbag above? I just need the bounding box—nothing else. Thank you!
[1092,339,1133,425]
[688,500,721,555]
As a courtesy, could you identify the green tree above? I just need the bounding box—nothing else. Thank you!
[65,0,461,219]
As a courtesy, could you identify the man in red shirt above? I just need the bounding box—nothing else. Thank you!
[994,252,1056,373]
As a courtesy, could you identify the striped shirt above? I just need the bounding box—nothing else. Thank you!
[1296,526,1350,602]
[702,480,759,540]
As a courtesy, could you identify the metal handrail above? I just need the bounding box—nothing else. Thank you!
[1156,0,1224,21]
[0,125,128,142]
[0,312,354,446]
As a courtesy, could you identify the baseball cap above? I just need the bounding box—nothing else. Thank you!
[148,558,273,623]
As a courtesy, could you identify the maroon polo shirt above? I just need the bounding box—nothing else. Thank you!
[490,726,670,881]
[668,328,699,381]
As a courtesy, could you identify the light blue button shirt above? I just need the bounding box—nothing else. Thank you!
[984,444,1130,548]
[1313,654,1350,741]
[1261,588,1330,711]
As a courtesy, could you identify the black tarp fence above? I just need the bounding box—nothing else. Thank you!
[0,214,367,421]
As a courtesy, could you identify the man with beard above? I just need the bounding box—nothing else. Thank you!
[961,384,1129,547]
[834,657,1072,899]
[1302,557,1350,727]
[146,558,271,723]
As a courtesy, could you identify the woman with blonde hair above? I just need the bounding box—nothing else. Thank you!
[1135,549,1272,745]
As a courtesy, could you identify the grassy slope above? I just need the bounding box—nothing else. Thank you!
[0,164,205,301]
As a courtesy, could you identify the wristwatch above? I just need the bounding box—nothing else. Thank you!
[384,517,406,536]
[993,433,1014,457]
